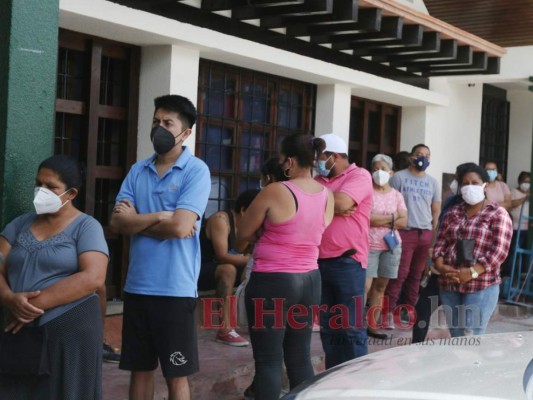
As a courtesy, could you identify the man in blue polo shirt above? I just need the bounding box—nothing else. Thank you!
[110,94,210,400]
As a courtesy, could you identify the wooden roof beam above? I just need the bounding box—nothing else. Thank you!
[311,16,403,45]
[200,0,305,11]
[359,31,440,57]
[374,39,457,63]
[260,0,357,29]
[288,9,381,38]
[424,56,499,76]
[231,0,332,20]
[358,0,505,57]
[399,45,472,69]
[343,24,423,52]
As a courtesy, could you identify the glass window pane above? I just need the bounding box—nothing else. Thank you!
[55,112,86,162]
[205,176,230,217]
[384,113,397,147]
[100,56,128,106]
[56,48,89,101]
[368,110,380,145]
[97,118,127,167]
[242,80,270,123]
[94,178,122,225]
[240,178,260,193]
[196,60,316,218]
[240,130,266,173]
[202,125,233,171]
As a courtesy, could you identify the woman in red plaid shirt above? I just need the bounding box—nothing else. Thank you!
[433,163,512,337]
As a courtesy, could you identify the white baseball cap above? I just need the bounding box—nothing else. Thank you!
[319,133,348,154]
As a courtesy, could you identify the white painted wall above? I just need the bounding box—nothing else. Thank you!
[138,45,200,160]
[402,79,484,192]
[396,0,429,14]
[507,90,533,187]
[315,85,351,142]
[400,106,429,152]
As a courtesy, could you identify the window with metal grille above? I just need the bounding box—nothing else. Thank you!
[55,29,139,299]
[196,60,316,217]
[480,84,509,180]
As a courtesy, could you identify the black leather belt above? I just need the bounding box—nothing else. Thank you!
[318,249,356,262]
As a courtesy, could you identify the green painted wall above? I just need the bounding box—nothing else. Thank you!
[0,0,59,227]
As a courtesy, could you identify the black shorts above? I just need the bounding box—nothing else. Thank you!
[119,292,199,378]
[197,261,245,292]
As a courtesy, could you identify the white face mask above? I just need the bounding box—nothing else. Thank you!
[33,187,70,215]
[460,183,486,205]
[449,179,458,194]
[520,182,530,192]
[372,170,390,186]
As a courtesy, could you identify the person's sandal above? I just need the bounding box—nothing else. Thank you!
[103,343,121,363]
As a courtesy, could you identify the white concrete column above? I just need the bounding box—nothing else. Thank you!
[400,106,428,152]
[137,45,200,160]
[315,84,351,146]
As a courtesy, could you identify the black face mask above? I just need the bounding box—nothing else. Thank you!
[150,125,184,155]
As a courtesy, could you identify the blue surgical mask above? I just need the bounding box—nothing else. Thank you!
[413,156,430,171]
[487,170,498,182]
[316,155,335,177]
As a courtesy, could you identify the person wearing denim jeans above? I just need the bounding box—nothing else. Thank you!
[433,163,512,338]
[319,257,367,367]
[315,133,373,370]
[440,285,499,337]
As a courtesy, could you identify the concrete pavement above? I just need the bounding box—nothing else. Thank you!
[102,302,533,400]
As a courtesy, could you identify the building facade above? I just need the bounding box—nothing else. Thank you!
[2,0,532,296]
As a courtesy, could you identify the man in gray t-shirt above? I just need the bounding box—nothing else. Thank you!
[385,144,441,319]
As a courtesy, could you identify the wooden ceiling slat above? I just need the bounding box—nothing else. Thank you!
[425,0,533,47]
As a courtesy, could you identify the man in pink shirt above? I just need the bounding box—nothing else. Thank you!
[315,133,373,369]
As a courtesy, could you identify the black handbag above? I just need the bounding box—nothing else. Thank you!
[383,214,400,253]
[0,321,50,376]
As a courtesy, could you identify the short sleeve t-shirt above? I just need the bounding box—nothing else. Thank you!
[389,169,441,230]
[316,164,373,267]
[486,181,511,205]
[369,189,407,250]
[1,212,109,325]
[510,188,529,231]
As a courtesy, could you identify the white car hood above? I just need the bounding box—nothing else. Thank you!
[287,332,533,400]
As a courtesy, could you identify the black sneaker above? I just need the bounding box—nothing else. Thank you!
[103,343,121,363]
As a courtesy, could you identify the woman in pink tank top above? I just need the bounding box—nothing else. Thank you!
[238,134,334,400]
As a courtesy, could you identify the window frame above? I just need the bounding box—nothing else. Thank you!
[196,59,316,214]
